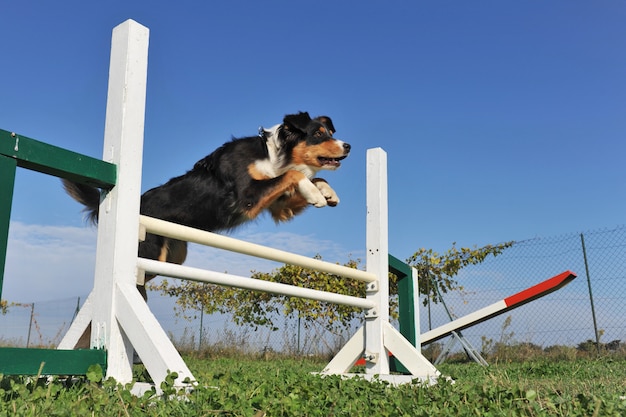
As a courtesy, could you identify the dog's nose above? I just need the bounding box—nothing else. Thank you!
[343,143,351,153]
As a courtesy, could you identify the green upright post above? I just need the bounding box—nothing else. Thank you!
[389,254,418,374]
[0,155,17,300]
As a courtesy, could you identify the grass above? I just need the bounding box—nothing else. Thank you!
[438,358,626,416]
[1,355,625,416]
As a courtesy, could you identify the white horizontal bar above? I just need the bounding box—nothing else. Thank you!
[137,258,376,310]
[139,215,377,283]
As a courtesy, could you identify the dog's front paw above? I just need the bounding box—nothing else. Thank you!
[298,179,328,208]
[312,179,339,206]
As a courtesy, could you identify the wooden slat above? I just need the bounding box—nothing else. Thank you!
[0,347,106,376]
[0,129,116,189]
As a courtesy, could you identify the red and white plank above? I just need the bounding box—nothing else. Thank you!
[420,270,577,344]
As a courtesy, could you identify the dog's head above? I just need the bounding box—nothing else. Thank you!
[280,112,350,172]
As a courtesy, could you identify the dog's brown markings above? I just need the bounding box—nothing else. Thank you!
[290,143,310,166]
[291,142,345,168]
[247,163,271,180]
[269,192,309,222]
[316,117,335,134]
[157,243,169,263]
[157,239,188,264]
[244,170,307,219]
[317,141,345,157]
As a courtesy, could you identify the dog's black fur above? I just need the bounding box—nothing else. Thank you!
[63,112,350,294]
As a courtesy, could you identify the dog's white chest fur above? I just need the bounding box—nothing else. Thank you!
[254,124,317,179]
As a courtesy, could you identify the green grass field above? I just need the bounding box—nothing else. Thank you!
[1,356,625,416]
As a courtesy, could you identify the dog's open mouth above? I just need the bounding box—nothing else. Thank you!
[318,155,347,167]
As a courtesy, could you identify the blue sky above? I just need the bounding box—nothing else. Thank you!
[2,1,625,305]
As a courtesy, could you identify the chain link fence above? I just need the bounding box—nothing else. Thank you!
[422,225,626,356]
[0,296,80,348]
[2,225,625,358]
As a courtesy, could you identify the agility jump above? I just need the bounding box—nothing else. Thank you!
[47,20,439,394]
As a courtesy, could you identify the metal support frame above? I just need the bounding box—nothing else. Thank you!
[434,330,488,366]
[429,271,488,366]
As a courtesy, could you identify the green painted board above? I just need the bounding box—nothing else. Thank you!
[0,129,117,299]
[0,131,111,377]
[0,156,17,300]
[0,348,106,376]
[0,129,116,189]
[389,254,416,374]
[389,254,416,346]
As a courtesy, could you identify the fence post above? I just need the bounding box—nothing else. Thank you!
[72,297,80,322]
[297,316,301,354]
[199,305,204,351]
[26,303,35,348]
[580,233,601,353]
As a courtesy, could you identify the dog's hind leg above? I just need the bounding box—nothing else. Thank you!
[137,234,188,299]
[269,193,310,222]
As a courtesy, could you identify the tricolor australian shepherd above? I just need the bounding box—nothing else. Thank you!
[63,112,350,296]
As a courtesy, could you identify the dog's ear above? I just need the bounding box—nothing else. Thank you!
[316,116,335,135]
[283,112,312,134]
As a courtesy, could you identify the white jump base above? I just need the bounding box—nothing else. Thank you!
[58,19,439,394]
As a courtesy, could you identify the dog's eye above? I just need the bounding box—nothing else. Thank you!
[314,131,323,137]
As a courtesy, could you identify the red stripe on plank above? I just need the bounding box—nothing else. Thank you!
[504,271,576,308]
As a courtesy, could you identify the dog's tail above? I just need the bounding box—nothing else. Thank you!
[62,179,101,225]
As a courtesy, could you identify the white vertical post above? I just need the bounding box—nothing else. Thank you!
[365,148,390,374]
[92,19,149,382]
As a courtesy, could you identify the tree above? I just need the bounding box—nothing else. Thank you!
[150,256,394,335]
[151,241,514,334]
[407,241,515,305]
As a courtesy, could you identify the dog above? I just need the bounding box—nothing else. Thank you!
[63,111,350,297]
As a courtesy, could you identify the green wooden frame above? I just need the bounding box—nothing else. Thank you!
[389,254,417,374]
[0,128,115,376]
[0,128,116,298]
[0,347,107,376]
[0,129,116,188]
